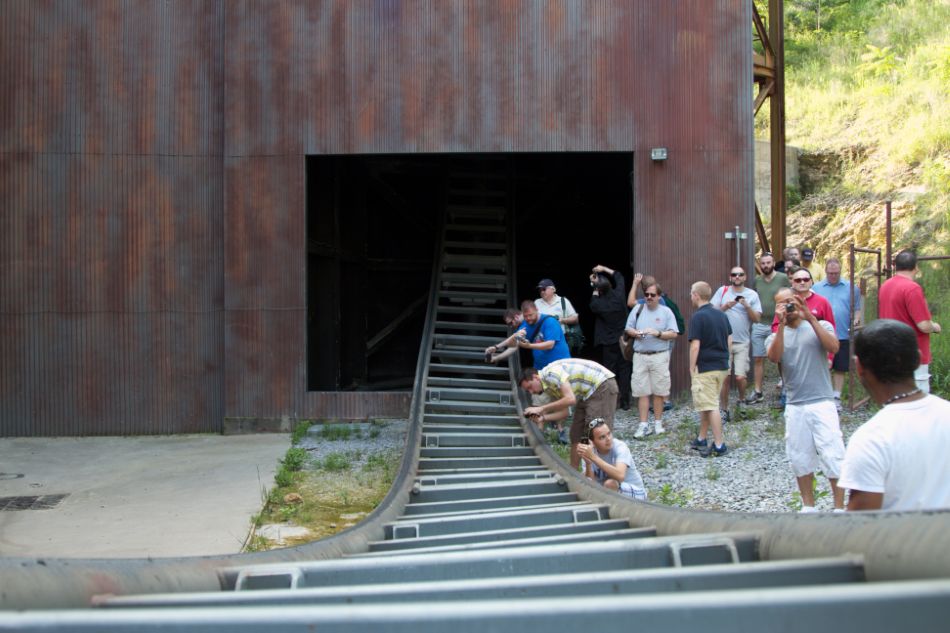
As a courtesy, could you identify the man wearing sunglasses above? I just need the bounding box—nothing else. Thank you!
[576,418,647,500]
[771,267,835,333]
[767,288,845,513]
[625,282,679,439]
[520,358,619,470]
[711,267,762,420]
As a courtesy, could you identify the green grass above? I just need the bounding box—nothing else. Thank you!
[291,420,313,445]
[756,0,950,261]
[320,424,356,441]
[320,452,350,472]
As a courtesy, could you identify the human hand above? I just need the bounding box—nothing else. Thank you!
[592,265,606,274]
[933,322,942,333]
[576,442,593,460]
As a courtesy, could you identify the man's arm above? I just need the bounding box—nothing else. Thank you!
[523,380,576,421]
[560,298,579,326]
[806,314,840,354]
[626,273,644,308]
[689,338,700,374]
[766,322,784,364]
[916,319,942,334]
[520,338,555,351]
[847,489,884,511]
[578,447,628,483]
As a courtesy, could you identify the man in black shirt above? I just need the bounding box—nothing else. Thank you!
[589,264,632,410]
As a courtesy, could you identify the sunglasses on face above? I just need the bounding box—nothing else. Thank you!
[792,277,811,283]
[644,292,658,298]
[730,272,745,277]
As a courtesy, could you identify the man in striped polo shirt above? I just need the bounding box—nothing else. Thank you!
[520,358,619,470]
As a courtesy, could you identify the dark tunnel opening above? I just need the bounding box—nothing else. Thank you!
[306,153,634,391]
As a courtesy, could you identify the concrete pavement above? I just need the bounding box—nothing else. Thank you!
[0,434,289,559]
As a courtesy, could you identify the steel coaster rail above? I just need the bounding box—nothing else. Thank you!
[3,193,950,626]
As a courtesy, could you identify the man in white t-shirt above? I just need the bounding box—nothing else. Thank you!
[839,319,950,511]
[711,267,761,419]
[535,278,579,333]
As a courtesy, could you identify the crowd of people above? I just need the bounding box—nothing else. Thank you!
[485,248,947,512]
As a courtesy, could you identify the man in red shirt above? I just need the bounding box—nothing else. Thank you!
[771,267,835,333]
[879,250,942,393]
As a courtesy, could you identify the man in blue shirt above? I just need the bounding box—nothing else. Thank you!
[813,258,862,406]
[517,300,571,369]
[687,281,733,457]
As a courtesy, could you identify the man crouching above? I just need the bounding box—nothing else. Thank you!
[576,418,647,500]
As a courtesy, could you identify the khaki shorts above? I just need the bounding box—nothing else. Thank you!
[630,351,672,397]
[570,378,619,444]
[729,341,751,377]
[691,370,728,412]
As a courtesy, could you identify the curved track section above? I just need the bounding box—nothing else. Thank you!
[3,176,950,627]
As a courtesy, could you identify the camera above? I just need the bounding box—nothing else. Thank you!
[785,302,796,313]
[734,294,743,300]
[579,438,589,445]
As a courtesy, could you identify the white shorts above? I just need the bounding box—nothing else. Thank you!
[729,341,751,377]
[915,364,931,394]
[784,400,845,478]
[630,351,672,397]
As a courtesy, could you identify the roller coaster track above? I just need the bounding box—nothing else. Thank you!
[2,163,950,629]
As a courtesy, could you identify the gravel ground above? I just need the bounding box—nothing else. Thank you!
[297,420,409,469]
[610,388,871,513]
[292,391,873,514]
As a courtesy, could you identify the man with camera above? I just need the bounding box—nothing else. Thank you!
[589,264,632,410]
[711,267,762,420]
[767,288,845,513]
[625,282,679,439]
[520,358,618,471]
[576,418,647,500]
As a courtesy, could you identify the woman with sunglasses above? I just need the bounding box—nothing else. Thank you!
[576,418,647,500]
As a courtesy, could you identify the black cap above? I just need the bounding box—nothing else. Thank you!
[537,278,555,289]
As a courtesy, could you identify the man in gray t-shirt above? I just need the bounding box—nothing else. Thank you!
[711,267,762,414]
[766,289,845,513]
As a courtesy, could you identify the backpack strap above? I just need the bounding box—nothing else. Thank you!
[526,314,550,341]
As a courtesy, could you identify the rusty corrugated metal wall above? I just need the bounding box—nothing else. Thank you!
[2,0,752,436]
[1,1,226,435]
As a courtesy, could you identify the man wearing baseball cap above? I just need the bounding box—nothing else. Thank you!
[800,247,823,282]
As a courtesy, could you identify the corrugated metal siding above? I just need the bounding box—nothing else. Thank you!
[3,0,751,434]
[1,1,225,436]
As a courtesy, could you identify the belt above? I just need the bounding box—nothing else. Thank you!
[635,350,665,355]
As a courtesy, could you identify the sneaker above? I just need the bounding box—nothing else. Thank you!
[772,393,786,410]
[654,421,666,436]
[744,391,764,404]
[799,505,818,514]
[720,409,731,423]
[776,379,783,390]
[634,422,651,439]
[834,396,842,412]
[700,442,728,458]
[557,429,569,445]
[663,400,673,412]
[689,437,708,451]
